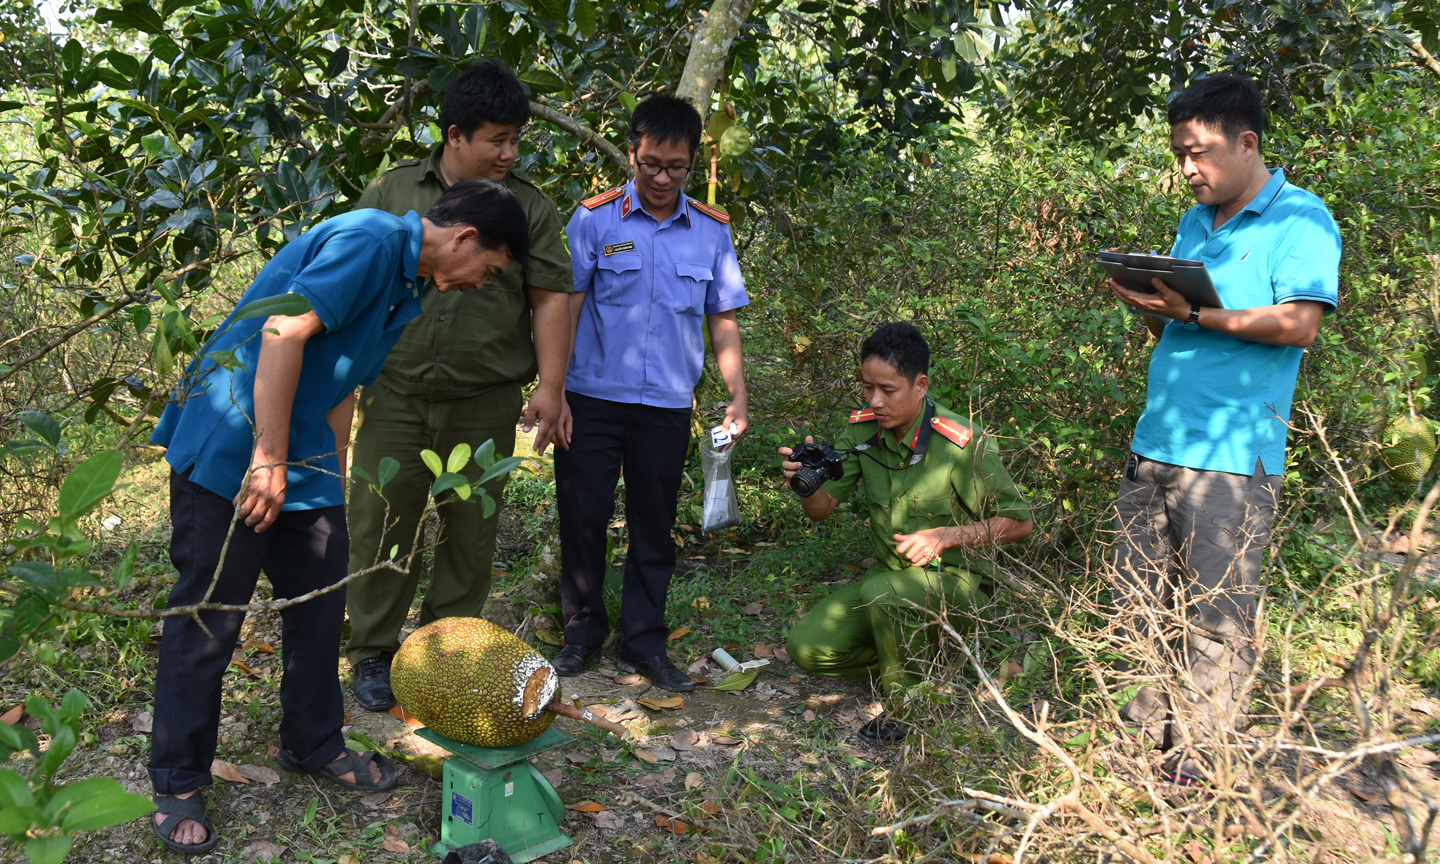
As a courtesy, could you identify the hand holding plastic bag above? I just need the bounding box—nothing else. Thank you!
[700,426,740,534]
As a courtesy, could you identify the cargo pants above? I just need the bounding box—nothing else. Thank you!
[785,564,989,696]
[1111,453,1281,748]
[345,380,522,666]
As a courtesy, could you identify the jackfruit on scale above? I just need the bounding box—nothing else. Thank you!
[391,617,559,748]
[1382,412,1438,485]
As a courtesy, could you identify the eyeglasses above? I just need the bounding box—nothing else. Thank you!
[636,162,693,179]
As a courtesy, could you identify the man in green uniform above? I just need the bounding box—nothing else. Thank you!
[345,62,574,710]
[779,323,1033,742]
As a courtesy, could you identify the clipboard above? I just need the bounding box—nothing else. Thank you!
[1098,251,1223,314]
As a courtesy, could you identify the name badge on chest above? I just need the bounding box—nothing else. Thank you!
[603,241,635,255]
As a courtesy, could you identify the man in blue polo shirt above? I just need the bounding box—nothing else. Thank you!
[145,181,528,853]
[1108,74,1341,781]
[550,95,749,691]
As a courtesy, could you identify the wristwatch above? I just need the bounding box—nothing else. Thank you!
[1182,303,1201,330]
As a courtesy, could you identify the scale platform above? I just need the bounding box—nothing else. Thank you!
[416,725,576,862]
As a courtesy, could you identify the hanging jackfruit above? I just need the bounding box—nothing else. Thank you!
[391,617,559,748]
[1381,412,1438,485]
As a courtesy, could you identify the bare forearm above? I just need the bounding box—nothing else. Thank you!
[566,291,586,367]
[253,336,307,464]
[943,516,1033,550]
[1192,303,1321,347]
[801,489,838,522]
[707,311,747,406]
[528,287,571,391]
[326,391,355,486]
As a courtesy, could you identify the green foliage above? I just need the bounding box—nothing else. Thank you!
[0,689,154,863]
[415,440,523,518]
[984,0,1440,142]
[2,451,132,662]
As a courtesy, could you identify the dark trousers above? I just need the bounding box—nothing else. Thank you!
[554,392,691,663]
[148,469,348,795]
[1111,454,1280,748]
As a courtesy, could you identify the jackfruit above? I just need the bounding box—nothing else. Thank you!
[391,617,559,748]
[1382,412,1437,485]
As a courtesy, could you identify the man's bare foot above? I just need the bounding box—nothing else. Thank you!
[331,750,383,786]
[155,789,208,846]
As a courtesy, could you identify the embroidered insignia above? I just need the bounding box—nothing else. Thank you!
[849,408,877,424]
[930,416,973,448]
[690,200,731,224]
[580,187,624,210]
[621,194,633,218]
[603,241,636,256]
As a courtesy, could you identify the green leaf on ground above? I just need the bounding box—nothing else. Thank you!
[712,672,757,691]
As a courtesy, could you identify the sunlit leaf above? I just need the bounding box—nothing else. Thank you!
[420,449,443,478]
[57,450,123,521]
[232,292,313,322]
[446,443,472,474]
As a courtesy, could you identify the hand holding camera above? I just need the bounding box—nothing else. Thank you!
[779,436,850,498]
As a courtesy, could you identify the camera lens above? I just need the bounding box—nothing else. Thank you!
[790,467,823,498]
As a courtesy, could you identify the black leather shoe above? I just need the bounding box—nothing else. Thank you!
[552,644,603,677]
[857,715,909,744]
[352,653,395,712]
[619,655,696,693]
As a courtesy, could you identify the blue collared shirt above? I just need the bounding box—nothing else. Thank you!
[151,209,426,509]
[1131,168,1342,476]
[565,182,748,408]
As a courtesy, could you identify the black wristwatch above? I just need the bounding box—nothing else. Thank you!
[1182,303,1201,330]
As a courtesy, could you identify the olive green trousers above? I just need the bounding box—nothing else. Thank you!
[345,380,522,666]
[785,564,987,694]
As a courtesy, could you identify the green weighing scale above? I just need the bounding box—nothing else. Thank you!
[416,725,575,862]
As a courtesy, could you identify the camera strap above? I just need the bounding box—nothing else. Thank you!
[853,401,937,469]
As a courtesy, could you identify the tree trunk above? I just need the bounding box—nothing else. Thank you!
[675,0,757,124]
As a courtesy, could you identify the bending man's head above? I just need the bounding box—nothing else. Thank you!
[1167,74,1269,208]
[421,179,530,293]
[859,323,930,432]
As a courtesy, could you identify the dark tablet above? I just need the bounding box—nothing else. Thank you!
[1098,251,1223,313]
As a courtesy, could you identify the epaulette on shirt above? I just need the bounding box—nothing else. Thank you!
[849,408,877,424]
[930,416,973,448]
[581,187,625,210]
[690,200,731,224]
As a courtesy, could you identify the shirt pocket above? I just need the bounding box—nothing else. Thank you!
[673,261,713,315]
[594,255,641,306]
[910,494,959,527]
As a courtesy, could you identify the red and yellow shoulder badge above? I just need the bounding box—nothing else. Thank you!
[580,187,624,210]
[689,200,731,224]
[931,416,973,448]
[849,408,877,424]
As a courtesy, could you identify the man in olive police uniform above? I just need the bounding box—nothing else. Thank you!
[780,323,1033,742]
[345,62,574,710]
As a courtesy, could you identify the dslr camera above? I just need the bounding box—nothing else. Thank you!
[787,441,850,498]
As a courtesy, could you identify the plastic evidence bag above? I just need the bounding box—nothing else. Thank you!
[700,437,740,534]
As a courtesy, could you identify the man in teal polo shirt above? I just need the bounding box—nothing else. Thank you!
[1107,74,1341,782]
[145,181,528,853]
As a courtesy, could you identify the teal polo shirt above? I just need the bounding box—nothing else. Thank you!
[1130,168,1341,476]
[151,209,426,509]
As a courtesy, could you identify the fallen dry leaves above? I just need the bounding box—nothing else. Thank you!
[241,639,275,654]
[567,800,606,812]
[741,602,763,616]
[210,759,250,784]
[655,814,693,834]
[636,696,684,711]
[672,729,699,751]
[615,673,645,686]
[684,771,704,790]
[0,705,22,725]
[387,705,423,726]
[236,764,279,784]
[753,643,774,658]
[667,628,692,641]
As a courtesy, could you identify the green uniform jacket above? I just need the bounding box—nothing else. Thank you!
[354,146,573,400]
[819,401,1033,574]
